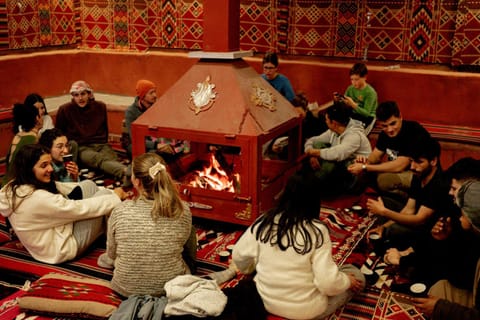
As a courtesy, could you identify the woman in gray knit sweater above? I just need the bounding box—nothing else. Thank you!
[103,153,195,297]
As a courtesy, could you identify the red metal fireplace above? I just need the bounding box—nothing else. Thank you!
[130,0,303,225]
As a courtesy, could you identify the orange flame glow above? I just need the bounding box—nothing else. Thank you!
[188,153,238,192]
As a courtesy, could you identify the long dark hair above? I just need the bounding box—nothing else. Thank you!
[12,103,39,134]
[251,174,325,254]
[5,144,57,211]
[24,93,46,113]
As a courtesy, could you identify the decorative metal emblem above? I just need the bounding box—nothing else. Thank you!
[251,84,276,111]
[234,203,252,221]
[189,76,217,114]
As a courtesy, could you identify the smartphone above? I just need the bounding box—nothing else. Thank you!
[334,92,345,99]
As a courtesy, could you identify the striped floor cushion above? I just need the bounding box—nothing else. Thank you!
[0,239,113,281]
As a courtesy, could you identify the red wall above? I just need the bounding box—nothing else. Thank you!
[1,50,480,127]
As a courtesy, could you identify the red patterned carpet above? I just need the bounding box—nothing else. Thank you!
[0,202,427,319]
[193,205,425,320]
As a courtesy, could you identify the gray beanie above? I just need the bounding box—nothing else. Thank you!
[456,180,480,232]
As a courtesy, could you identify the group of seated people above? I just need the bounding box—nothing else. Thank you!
[0,55,478,320]
[263,52,480,319]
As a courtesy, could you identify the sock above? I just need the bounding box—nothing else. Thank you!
[208,266,237,285]
[97,252,114,269]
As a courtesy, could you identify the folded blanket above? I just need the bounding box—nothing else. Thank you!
[164,275,227,317]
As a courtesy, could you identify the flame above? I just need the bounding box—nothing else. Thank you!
[188,153,238,192]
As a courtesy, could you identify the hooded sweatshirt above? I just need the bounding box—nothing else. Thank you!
[0,182,120,264]
[304,119,372,162]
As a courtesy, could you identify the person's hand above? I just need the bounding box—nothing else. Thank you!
[413,296,440,316]
[342,96,355,107]
[367,226,384,241]
[157,143,175,154]
[347,162,364,175]
[367,197,386,216]
[113,187,128,200]
[431,217,452,241]
[347,273,364,292]
[294,106,306,118]
[305,148,319,157]
[355,155,368,164]
[309,157,321,170]
[65,161,79,181]
[383,248,402,265]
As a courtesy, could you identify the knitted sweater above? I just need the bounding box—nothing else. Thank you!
[107,198,192,297]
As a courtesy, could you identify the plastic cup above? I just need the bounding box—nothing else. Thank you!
[352,205,363,214]
[219,250,230,262]
[368,233,383,255]
[62,154,73,164]
[361,268,379,285]
[410,283,427,297]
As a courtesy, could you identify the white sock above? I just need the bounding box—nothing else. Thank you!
[97,252,114,269]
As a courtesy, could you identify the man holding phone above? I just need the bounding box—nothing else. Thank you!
[334,63,378,132]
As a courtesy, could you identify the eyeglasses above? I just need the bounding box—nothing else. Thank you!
[263,66,277,70]
[54,142,71,150]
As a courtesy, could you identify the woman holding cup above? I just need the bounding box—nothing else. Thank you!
[39,128,79,182]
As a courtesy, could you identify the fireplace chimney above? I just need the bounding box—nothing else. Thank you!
[190,0,251,60]
[203,0,240,52]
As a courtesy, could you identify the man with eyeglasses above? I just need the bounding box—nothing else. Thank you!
[55,80,128,184]
[348,101,431,207]
[261,52,295,103]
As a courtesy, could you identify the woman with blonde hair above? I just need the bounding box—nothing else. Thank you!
[101,153,196,297]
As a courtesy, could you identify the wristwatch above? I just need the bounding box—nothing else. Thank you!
[362,164,367,171]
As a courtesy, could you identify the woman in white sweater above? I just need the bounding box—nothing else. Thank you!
[0,144,125,264]
[232,174,365,320]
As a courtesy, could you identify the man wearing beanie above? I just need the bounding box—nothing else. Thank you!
[414,180,480,319]
[56,80,128,183]
[124,80,157,158]
[124,79,187,161]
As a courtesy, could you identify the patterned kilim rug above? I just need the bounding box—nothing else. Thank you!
[0,204,426,319]
[194,204,427,320]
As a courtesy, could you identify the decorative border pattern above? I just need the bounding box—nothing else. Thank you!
[0,1,479,67]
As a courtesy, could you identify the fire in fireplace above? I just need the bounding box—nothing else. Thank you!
[130,0,303,225]
[186,149,239,193]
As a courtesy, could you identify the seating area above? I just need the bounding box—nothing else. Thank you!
[1,50,480,319]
